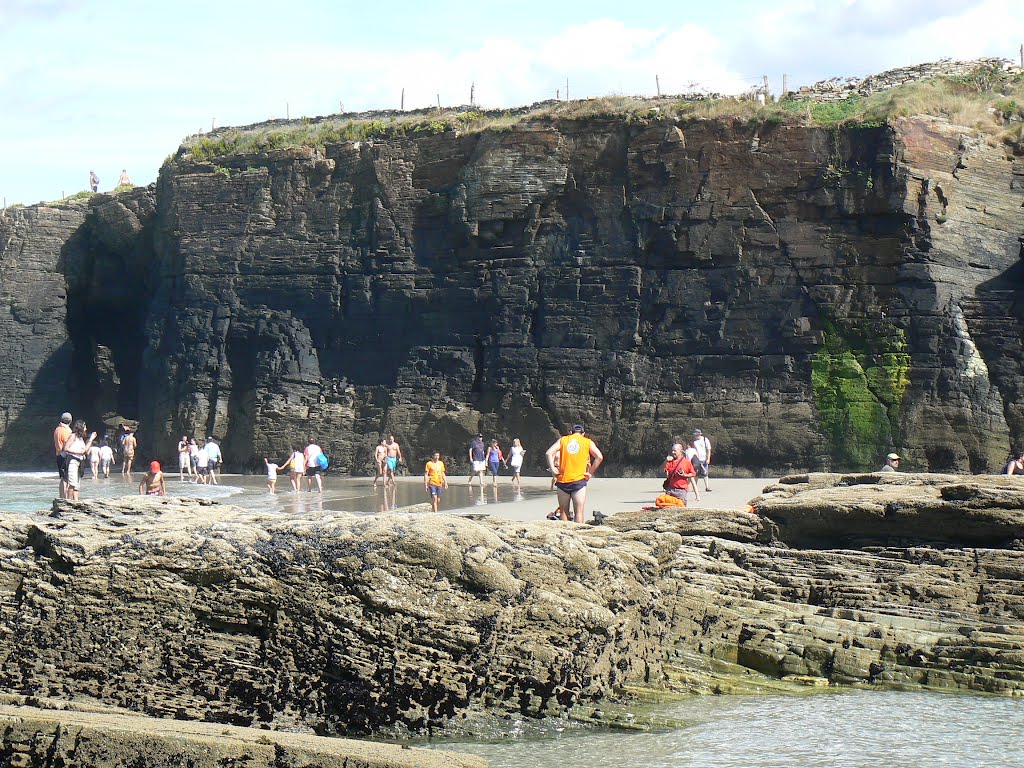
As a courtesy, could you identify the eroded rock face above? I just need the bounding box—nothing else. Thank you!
[1,112,1022,474]
[0,475,1021,739]
[0,205,83,465]
[135,115,1024,474]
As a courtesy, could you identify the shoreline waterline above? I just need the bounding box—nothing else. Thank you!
[0,471,774,520]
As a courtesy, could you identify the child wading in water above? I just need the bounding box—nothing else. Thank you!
[265,457,286,493]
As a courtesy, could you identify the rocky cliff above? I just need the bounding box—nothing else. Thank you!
[1,110,1021,473]
[0,475,1020,741]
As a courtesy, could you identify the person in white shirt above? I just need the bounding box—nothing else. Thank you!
[195,446,210,485]
[683,443,702,502]
[288,447,306,492]
[691,428,713,492]
[98,441,114,478]
[303,439,324,492]
[204,438,221,485]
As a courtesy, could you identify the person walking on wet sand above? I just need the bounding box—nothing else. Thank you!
[507,438,525,488]
[424,451,449,512]
[304,438,324,492]
[691,429,712,492]
[265,457,286,493]
[288,446,305,492]
[204,437,221,484]
[487,439,505,487]
[372,438,387,488]
[139,461,166,496]
[98,440,114,478]
[121,427,137,475]
[177,435,192,481]
[467,433,486,487]
[383,434,403,486]
[545,424,603,523]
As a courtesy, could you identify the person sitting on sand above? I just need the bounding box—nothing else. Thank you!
[139,461,166,496]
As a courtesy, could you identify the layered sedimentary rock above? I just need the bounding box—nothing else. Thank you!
[0,475,1020,742]
[0,188,155,464]
[0,699,479,768]
[2,109,1022,473]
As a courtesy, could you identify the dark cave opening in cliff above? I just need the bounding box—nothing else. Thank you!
[65,299,145,430]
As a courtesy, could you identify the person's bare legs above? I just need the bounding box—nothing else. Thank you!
[555,488,572,520]
[569,486,588,523]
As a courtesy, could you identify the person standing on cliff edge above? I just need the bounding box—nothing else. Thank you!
[89,171,99,193]
[545,424,603,523]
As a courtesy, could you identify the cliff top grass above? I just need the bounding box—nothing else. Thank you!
[177,64,1024,163]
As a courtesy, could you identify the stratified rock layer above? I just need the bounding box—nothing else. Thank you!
[0,698,481,768]
[0,474,1020,741]
[1,112,1022,474]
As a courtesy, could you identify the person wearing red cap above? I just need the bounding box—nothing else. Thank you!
[139,461,166,496]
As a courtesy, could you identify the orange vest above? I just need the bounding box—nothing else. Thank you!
[54,424,71,456]
[556,434,591,483]
[425,460,446,486]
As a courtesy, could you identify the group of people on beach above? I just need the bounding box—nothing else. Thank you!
[175,435,224,484]
[52,412,228,500]
[53,413,143,500]
[419,426,714,523]
[264,440,329,494]
[465,434,527,488]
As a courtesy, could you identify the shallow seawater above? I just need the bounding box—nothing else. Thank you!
[430,690,1024,767]
[0,470,548,516]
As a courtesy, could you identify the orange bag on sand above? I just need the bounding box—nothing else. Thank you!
[655,493,686,508]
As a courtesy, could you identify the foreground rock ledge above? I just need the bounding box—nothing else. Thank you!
[0,698,481,768]
[0,474,1022,740]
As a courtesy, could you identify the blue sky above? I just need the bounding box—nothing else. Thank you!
[1,0,1021,205]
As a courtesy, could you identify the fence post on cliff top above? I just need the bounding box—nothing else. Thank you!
[470,82,475,107]
[656,75,661,96]
[782,73,789,98]
[401,89,405,111]
[763,75,770,101]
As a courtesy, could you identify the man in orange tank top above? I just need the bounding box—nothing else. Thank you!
[545,424,603,523]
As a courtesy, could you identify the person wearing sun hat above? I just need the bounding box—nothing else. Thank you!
[139,460,166,496]
[880,453,901,472]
